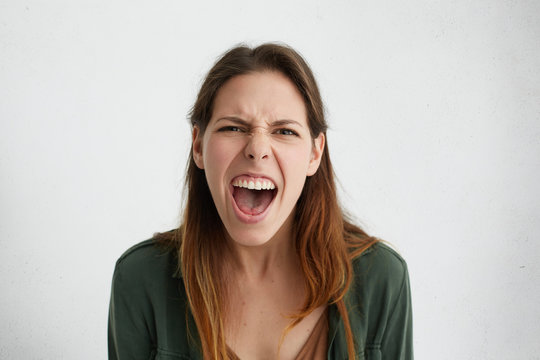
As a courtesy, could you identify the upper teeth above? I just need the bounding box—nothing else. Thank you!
[232,179,276,190]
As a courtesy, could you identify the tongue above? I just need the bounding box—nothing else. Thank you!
[233,188,274,215]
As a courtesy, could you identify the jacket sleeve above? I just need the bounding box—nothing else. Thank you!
[380,263,413,360]
[108,261,155,359]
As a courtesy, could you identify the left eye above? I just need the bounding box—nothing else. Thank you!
[275,129,297,136]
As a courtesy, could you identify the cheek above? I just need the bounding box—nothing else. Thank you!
[203,138,233,171]
[277,143,313,180]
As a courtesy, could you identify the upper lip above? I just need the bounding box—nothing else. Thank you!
[230,173,278,188]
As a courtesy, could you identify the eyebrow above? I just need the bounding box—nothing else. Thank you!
[216,116,304,128]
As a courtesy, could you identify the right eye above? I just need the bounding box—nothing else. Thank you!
[218,126,244,132]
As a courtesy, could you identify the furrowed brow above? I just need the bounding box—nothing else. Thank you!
[216,117,250,126]
[216,117,304,128]
[270,119,303,128]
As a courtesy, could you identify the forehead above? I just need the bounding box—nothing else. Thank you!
[211,71,307,124]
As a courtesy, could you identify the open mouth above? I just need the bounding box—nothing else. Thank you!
[231,176,277,216]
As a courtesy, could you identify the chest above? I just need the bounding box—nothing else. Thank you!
[224,284,327,360]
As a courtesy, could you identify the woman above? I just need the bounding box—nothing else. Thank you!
[108,43,413,360]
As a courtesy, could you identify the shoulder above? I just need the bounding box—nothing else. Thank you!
[109,237,196,358]
[349,242,410,306]
[348,242,414,356]
[354,242,408,282]
[112,238,179,294]
[115,238,171,268]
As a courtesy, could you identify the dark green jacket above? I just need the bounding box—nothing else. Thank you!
[108,239,413,359]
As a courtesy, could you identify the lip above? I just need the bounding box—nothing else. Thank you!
[230,173,277,188]
[229,173,278,224]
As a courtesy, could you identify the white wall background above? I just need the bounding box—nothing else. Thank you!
[1,0,539,358]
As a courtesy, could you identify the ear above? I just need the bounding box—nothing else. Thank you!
[306,132,325,176]
[192,126,204,169]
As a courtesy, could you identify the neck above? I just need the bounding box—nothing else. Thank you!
[225,221,299,282]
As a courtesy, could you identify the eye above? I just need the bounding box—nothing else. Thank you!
[274,128,298,136]
[218,126,244,132]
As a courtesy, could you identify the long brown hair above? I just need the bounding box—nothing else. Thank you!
[158,43,378,359]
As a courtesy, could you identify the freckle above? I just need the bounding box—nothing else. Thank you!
[243,323,247,327]
[242,301,246,305]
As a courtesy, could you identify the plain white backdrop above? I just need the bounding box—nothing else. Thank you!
[1,0,539,358]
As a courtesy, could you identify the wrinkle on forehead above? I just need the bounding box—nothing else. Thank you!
[210,71,308,128]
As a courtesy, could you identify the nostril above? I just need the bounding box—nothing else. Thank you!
[245,139,270,160]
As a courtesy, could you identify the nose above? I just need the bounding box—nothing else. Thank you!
[244,130,270,161]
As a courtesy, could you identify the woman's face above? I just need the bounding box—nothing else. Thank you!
[192,71,324,247]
